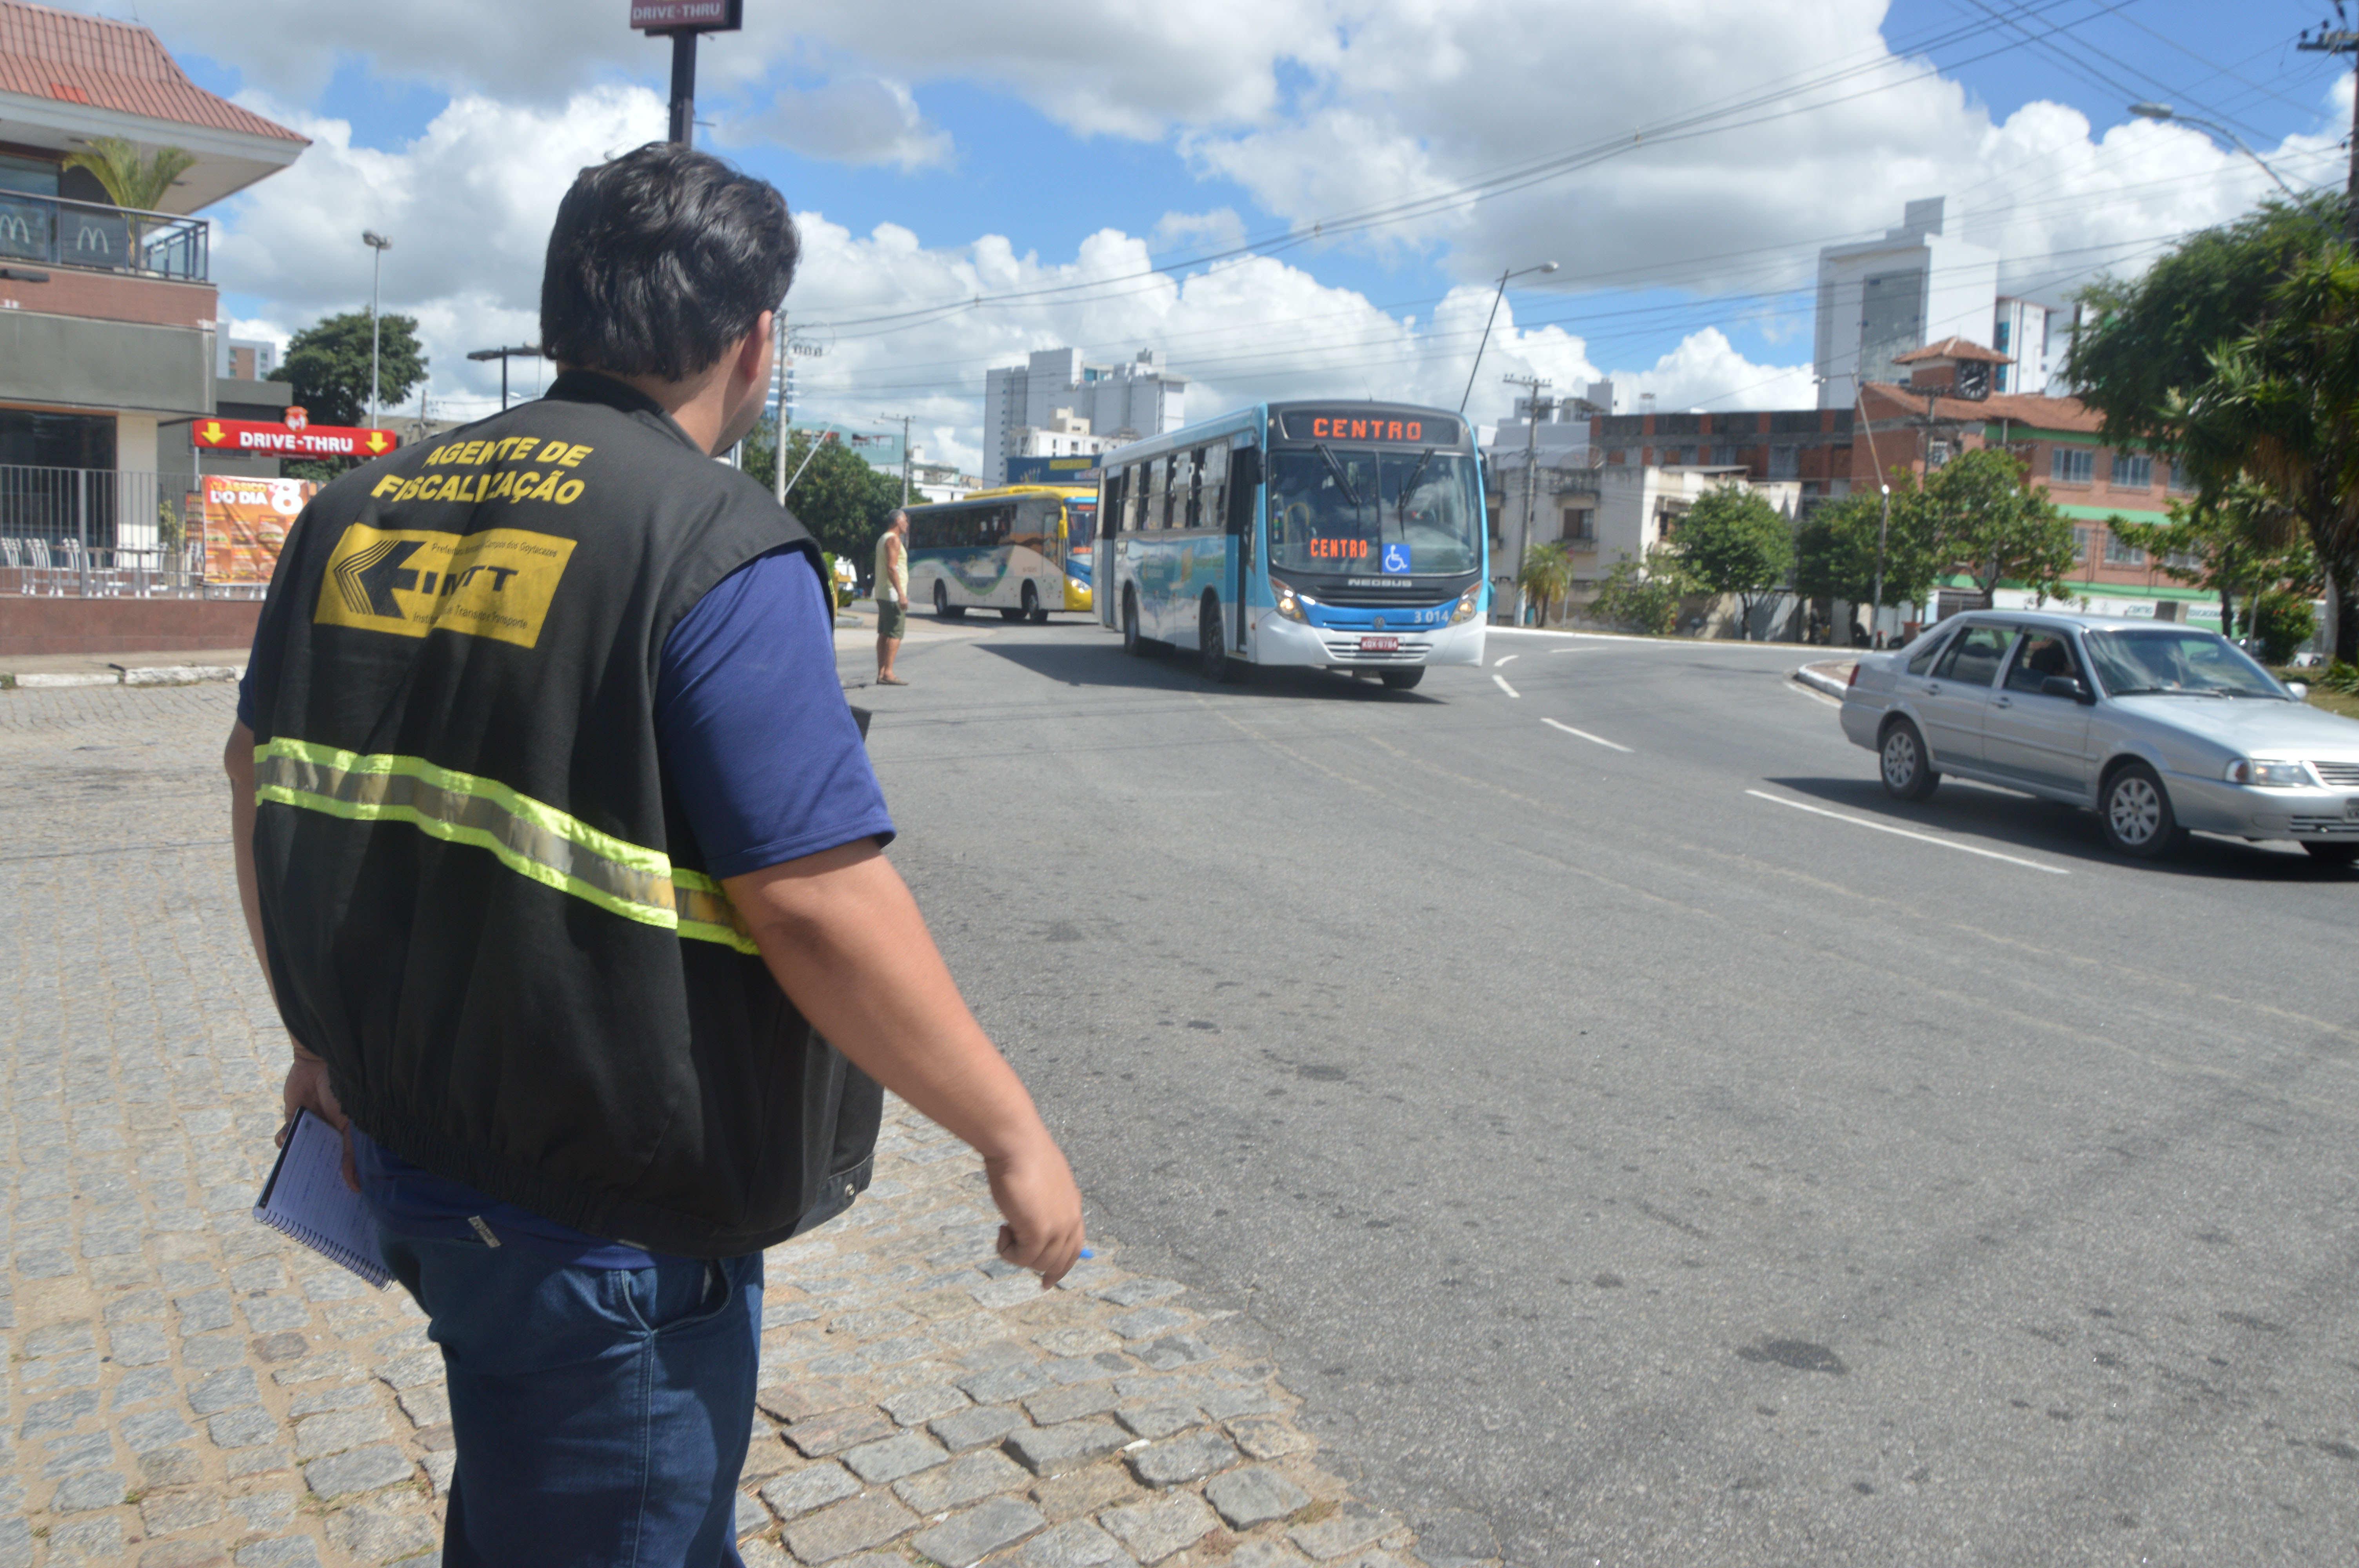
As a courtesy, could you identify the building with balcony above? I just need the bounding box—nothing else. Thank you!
[1,0,305,616]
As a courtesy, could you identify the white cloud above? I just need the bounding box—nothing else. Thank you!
[732,78,952,172]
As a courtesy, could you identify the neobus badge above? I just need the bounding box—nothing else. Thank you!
[1278,411,1463,445]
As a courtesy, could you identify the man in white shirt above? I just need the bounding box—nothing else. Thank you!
[874,508,908,685]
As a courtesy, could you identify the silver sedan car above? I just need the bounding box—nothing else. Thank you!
[1839,610,2359,862]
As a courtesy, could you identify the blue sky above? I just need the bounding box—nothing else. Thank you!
[107,0,2359,461]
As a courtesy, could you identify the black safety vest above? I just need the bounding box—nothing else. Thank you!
[245,371,880,1257]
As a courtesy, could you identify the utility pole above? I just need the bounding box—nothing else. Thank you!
[884,414,915,506]
[1501,374,1552,625]
[772,312,827,507]
[2299,5,2359,245]
[361,231,392,428]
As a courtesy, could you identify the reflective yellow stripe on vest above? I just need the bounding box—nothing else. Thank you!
[253,737,758,954]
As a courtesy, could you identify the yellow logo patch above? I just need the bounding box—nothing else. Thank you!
[314,524,577,649]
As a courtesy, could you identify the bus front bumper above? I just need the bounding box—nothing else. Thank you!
[1255,612,1485,669]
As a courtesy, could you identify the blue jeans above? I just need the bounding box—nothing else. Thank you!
[380,1234,763,1568]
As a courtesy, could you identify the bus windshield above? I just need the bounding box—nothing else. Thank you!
[1267,447,1481,577]
[1065,500,1096,546]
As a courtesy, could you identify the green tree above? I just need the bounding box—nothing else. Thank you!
[2177,247,2359,661]
[270,311,427,430]
[1673,481,1794,638]
[1908,447,2077,601]
[2105,480,2313,635]
[1794,481,1950,620]
[2065,193,2357,659]
[1517,540,1573,626]
[63,136,195,211]
[741,423,905,563]
[1588,546,1692,635]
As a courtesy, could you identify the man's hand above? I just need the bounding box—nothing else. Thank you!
[280,1051,358,1192]
[726,842,1086,1288]
[987,1138,1086,1288]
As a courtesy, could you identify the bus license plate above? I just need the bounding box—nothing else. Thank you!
[1360,635,1399,653]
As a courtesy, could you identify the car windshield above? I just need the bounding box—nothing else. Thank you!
[1267,447,1483,577]
[2082,627,2285,699]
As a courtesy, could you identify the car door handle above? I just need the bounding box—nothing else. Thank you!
[1993,696,2012,708]
[1926,683,1942,695]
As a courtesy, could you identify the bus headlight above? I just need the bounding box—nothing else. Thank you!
[1449,583,1482,624]
[1271,576,1312,622]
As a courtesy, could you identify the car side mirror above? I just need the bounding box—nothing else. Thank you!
[2287,681,2310,700]
[2042,675,2096,704]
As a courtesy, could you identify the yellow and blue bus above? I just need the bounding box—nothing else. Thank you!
[1096,400,1487,688]
[906,484,1096,623]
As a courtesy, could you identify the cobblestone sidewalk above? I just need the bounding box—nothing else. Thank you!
[2,683,1434,1568]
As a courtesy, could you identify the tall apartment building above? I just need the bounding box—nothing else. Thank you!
[981,347,1185,485]
[0,0,306,553]
[1813,198,2000,409]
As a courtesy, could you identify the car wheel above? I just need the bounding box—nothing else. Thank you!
[1879,719,1938,801]
[1379,668,1424,690]
[2301,840,2359,866]
[1122,589,1149,657]
[2100,761,2184,858]
[933,581,962,621]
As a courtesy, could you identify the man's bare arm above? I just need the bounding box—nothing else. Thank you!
[226,722,352,1171]
[725,841,1085,1285]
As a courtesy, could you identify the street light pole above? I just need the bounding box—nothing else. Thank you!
[1458,261,1559,413]
[465,346,543,411]
[2127,103,2298,198]
[1501,374,1552,624]
[362,231,392,428]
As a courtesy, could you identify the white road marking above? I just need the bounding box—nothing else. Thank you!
[1543,717,1632,753]
[1781,681,1842,708]
[1744,789,2069,875]
[1495,654,1519,666]
[1492,674,1521,699]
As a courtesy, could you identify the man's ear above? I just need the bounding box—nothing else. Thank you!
[737,310,774,388]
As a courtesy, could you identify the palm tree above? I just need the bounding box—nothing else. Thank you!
[62,137,194,270]
[1518,540,1574,626]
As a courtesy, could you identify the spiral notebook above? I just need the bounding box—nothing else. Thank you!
[252,1110,391,1289]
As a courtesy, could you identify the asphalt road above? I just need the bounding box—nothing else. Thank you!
[839,614,2359,1567]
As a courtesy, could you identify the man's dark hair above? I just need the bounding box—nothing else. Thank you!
[541,143,798,380]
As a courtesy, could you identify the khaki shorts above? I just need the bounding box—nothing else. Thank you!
[877,599,908,639]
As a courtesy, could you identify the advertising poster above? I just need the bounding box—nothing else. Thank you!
[200,475,315,584]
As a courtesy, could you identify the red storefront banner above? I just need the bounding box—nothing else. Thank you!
[199,475,315,584]
[193,416,398,459]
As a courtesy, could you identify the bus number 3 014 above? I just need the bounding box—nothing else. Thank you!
[1308,539,1369,559]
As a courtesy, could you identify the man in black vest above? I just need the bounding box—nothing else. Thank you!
[224,143,1083,1568]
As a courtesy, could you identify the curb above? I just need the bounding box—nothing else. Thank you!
[4,663,243,691]
[1793,661,1854,699]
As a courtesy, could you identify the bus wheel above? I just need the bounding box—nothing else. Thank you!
[1023,582,1049,624]
[1122,589,1150,657]
[933,581,963,621]
[1198,596,1233,684]
[1379,668,1425,690]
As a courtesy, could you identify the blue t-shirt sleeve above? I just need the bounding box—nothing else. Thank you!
[656,546,895,878]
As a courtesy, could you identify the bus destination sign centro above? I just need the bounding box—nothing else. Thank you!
[1278,411,1463,445]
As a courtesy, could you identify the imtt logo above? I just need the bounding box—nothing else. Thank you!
[284,406,309,433]
[315,524,576,650]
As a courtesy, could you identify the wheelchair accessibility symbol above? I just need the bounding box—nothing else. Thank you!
[1381,543,1411,574]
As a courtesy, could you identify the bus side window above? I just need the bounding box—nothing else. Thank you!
[1198,445,1227,532]
[1227,446,1259,541]
[1163,454,1183,530]
[1183,448,1204,530]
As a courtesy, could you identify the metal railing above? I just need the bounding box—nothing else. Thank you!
[0,192,208,282]
[0,466,253,598]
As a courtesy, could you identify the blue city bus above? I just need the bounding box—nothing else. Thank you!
[1096,400,1487,688]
